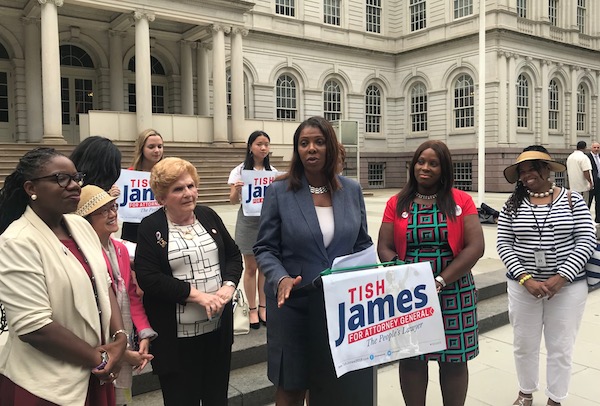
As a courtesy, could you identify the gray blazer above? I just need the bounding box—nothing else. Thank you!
[254,175,373,297]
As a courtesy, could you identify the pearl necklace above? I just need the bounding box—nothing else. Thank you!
[309,185,329,194]
[527,183,556,198]
[415,192,437,200]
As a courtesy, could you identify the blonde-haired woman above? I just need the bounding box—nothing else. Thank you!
[135,157,242,405]
[121,129,164,243]
[130,129,164,172]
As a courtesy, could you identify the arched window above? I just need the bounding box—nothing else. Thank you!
[60,45,94,68]
[410,83,427,132]
[453,74,474,128]
[127,56,166,113]
[516,74,529,129]
[577,84,586,132]
[548,79,560,130]
[276,74,297,121]
[324,80,342,122]
[365,84,381,133]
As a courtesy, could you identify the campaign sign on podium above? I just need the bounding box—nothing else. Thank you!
[322,262,446,377]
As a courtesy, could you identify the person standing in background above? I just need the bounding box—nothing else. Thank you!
[566,141,592,205]
[77,185,158,405]
[228,130,275,328]
[121,129,164,243]
[586,141,600,219]
[70,135,123,198]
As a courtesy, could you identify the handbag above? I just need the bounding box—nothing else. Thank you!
[232,288,250,335]
[567,190,600,289]
[584,243,600,289]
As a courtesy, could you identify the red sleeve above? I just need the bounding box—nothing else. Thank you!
[382,194,398,223]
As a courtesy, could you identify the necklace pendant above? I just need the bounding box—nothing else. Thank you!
[183,231,194,240]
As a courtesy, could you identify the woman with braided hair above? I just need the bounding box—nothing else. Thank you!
[497,145,595,406]
[0,147,127,405]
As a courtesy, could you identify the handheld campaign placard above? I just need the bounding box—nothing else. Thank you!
[241,170,282,216]
[115,169,161,223]
[322,262,446,377]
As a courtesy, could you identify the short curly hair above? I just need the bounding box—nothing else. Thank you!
[150,157,199,200]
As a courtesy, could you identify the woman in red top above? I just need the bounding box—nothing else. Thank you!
[377,140,484,406]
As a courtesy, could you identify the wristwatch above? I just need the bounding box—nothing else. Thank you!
[222,281,237,289]
[96,350,109,370]
[435,275,446,288]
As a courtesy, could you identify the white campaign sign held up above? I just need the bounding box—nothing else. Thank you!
[115,169,161,223]
[322,262,446,377]
[241,170,281,216]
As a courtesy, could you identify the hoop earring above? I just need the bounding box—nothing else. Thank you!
[31,194,37,201]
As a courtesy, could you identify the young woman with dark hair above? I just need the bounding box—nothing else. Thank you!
[228,130,275,328]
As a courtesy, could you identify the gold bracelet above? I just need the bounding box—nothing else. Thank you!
[111,329,129,342]
[518,274,532,285]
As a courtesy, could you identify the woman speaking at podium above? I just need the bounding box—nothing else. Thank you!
[254,116,372,406]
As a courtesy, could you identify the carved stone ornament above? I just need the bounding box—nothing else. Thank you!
[38,0,64,6]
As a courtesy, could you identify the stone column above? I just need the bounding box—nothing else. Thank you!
[23,17,43,142]
[196,42,211,116]
[38,0,64,143]
[134,10,155,134]
[507,53,517,144]
[109,30,125,111]
[230,27,248,143]
[211,24,230,143]
[570,65,578,146]
[497,51,508,145]
[540,60,550,145]
[180,41,194,115]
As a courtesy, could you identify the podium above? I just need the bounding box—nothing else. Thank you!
[306,286,376,405]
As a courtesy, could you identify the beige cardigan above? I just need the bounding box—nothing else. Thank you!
[0,207,112,405]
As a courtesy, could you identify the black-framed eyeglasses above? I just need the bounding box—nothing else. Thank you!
[29,172,85,188]
[92,202,119,218]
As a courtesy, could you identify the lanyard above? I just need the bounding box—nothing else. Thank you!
[530,201,553,249]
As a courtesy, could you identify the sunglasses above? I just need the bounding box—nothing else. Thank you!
[30,172,85,188]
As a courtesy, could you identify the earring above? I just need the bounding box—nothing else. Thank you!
[31,194,37,201]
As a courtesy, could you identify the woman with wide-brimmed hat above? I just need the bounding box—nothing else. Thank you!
[497,145,596,406]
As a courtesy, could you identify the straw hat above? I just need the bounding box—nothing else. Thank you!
[76,185,117,217]
[503,150,566,184]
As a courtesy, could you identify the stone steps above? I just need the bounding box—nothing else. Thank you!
[0,142,288,204]
[131,267,511,405]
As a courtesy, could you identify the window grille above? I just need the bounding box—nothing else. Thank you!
[365,85,381,133]
[453,162,472,191]
[324,0,341,25]
[366,0,381,33]
[454,0,473,19]
[368,162,385,188]
[454,74,474,128]
[324,80,342,122]
[276,0,295,17]
[277,75,297,121]
[410,0,426,31]
[411,83,427,132]
[517,74,529,129]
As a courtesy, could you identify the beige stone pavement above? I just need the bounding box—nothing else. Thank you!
[132,189,600,405]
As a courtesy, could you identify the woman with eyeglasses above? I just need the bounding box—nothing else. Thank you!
[0,148,127,406]
[77,185,158,406]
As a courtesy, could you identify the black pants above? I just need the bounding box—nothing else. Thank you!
[158,330,232,406]
[590,186,600,222]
